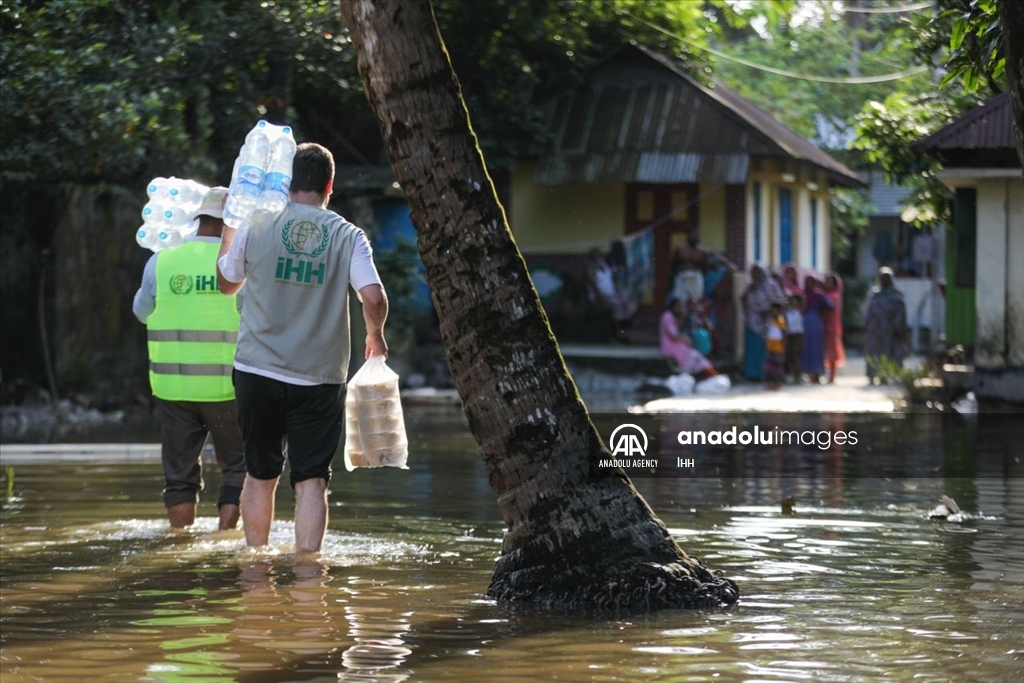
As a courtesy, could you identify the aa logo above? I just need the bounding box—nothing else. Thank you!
[282,219,330,257]
[610,424,648,457]
[168,274,194,295]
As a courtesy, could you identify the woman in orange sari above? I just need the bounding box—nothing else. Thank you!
[822,272,846,384]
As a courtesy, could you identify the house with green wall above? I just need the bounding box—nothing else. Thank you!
[914,93,1024,403]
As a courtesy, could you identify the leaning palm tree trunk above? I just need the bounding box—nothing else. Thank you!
[340,0,738,613]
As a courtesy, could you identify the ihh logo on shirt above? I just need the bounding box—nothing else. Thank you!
[169,274,220,295]
[277,220,330,286]
[168,274,194,295]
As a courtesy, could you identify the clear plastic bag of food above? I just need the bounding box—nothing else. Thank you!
[344,355,409,471]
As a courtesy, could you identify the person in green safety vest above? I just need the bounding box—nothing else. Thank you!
[133,187,246,530]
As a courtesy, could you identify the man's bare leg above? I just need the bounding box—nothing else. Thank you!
[167,501,196,528]
[294,478,329,552]
[241,475,278,546]
[218,503,241,530]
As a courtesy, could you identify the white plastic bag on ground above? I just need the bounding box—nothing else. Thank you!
[695,374,731,395]
[344,355,409,471]
[665,372,695,396]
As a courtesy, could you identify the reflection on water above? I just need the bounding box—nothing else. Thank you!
[1,408,1023,682]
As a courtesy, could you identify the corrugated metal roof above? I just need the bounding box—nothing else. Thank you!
[914,92,1017,152]
[534,45,864,188]
[864,169,912,215]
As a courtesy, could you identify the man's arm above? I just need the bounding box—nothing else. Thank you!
[347,229,388,358]
[132,253,159,322]
[359,284,389,359]
[216,224,246,295]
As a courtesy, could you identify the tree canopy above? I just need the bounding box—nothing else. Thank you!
[1,0,357,186]
[1,0,731,186]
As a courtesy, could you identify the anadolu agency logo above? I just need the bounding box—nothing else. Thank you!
[598,423,658,470]
[610,424,648,457]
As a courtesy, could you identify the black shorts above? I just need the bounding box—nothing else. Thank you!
[232,369,345,487]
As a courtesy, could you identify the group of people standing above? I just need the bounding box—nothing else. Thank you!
[133,142,390,553]
[742,264,845,388]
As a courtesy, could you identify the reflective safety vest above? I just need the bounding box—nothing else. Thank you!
[147,240,240,401]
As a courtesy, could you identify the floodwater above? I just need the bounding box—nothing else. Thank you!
[1,407,1023,682]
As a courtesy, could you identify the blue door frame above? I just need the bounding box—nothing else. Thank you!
[779,188,793,264]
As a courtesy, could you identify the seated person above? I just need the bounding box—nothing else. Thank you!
[660,298,717,379]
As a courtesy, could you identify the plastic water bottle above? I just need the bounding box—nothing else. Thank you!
[260,127,296,212]
[226,121,270,215]
[142,201,167,225]
[163,206,188,228]
[137,176,210,252]
[167,181,202,210]
[157,229,184,250]
[136,225,160,250]
[147,177,172,200]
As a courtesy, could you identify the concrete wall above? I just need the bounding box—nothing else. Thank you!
[746,163,831,272]
[975,178,1024,371]
[1004,180,1024,369]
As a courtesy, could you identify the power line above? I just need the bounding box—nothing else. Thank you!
[704,41,928,84]
[633,15,929,84]
[841,2,934,13]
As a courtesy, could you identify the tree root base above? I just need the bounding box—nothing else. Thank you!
[486,557,740,615]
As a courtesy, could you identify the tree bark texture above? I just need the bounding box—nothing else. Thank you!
[997,0,1024,168]
[340,0,738,614]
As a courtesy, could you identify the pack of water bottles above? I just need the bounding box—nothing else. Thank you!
[135,177,209,252]
[223,120,297,228]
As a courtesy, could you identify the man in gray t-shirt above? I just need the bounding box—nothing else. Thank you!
[216,142,389,553]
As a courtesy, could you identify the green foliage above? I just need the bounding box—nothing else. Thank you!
[369,235,424,350]
[0,0,728,185]
[851,89,981,229]
[830,188,872,265]
[847,0,1011,233]
[711,0,932,149]
[841,276,872,330]
[0,0,356,185]
[919,0,1006,94]
[871,354,929,389]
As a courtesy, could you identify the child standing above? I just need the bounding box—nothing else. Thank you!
[763,301,787,390]
[785,293,805,384]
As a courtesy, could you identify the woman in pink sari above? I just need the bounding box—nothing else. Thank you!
[822,272,846,383]
[660,298,717,378]
[781,264,803,297]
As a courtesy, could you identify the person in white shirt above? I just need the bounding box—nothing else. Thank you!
[216,142,388,553]
[784,293,805,384]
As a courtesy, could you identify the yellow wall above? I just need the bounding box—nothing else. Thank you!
[510,163,624,253]
[696,183,726,252]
